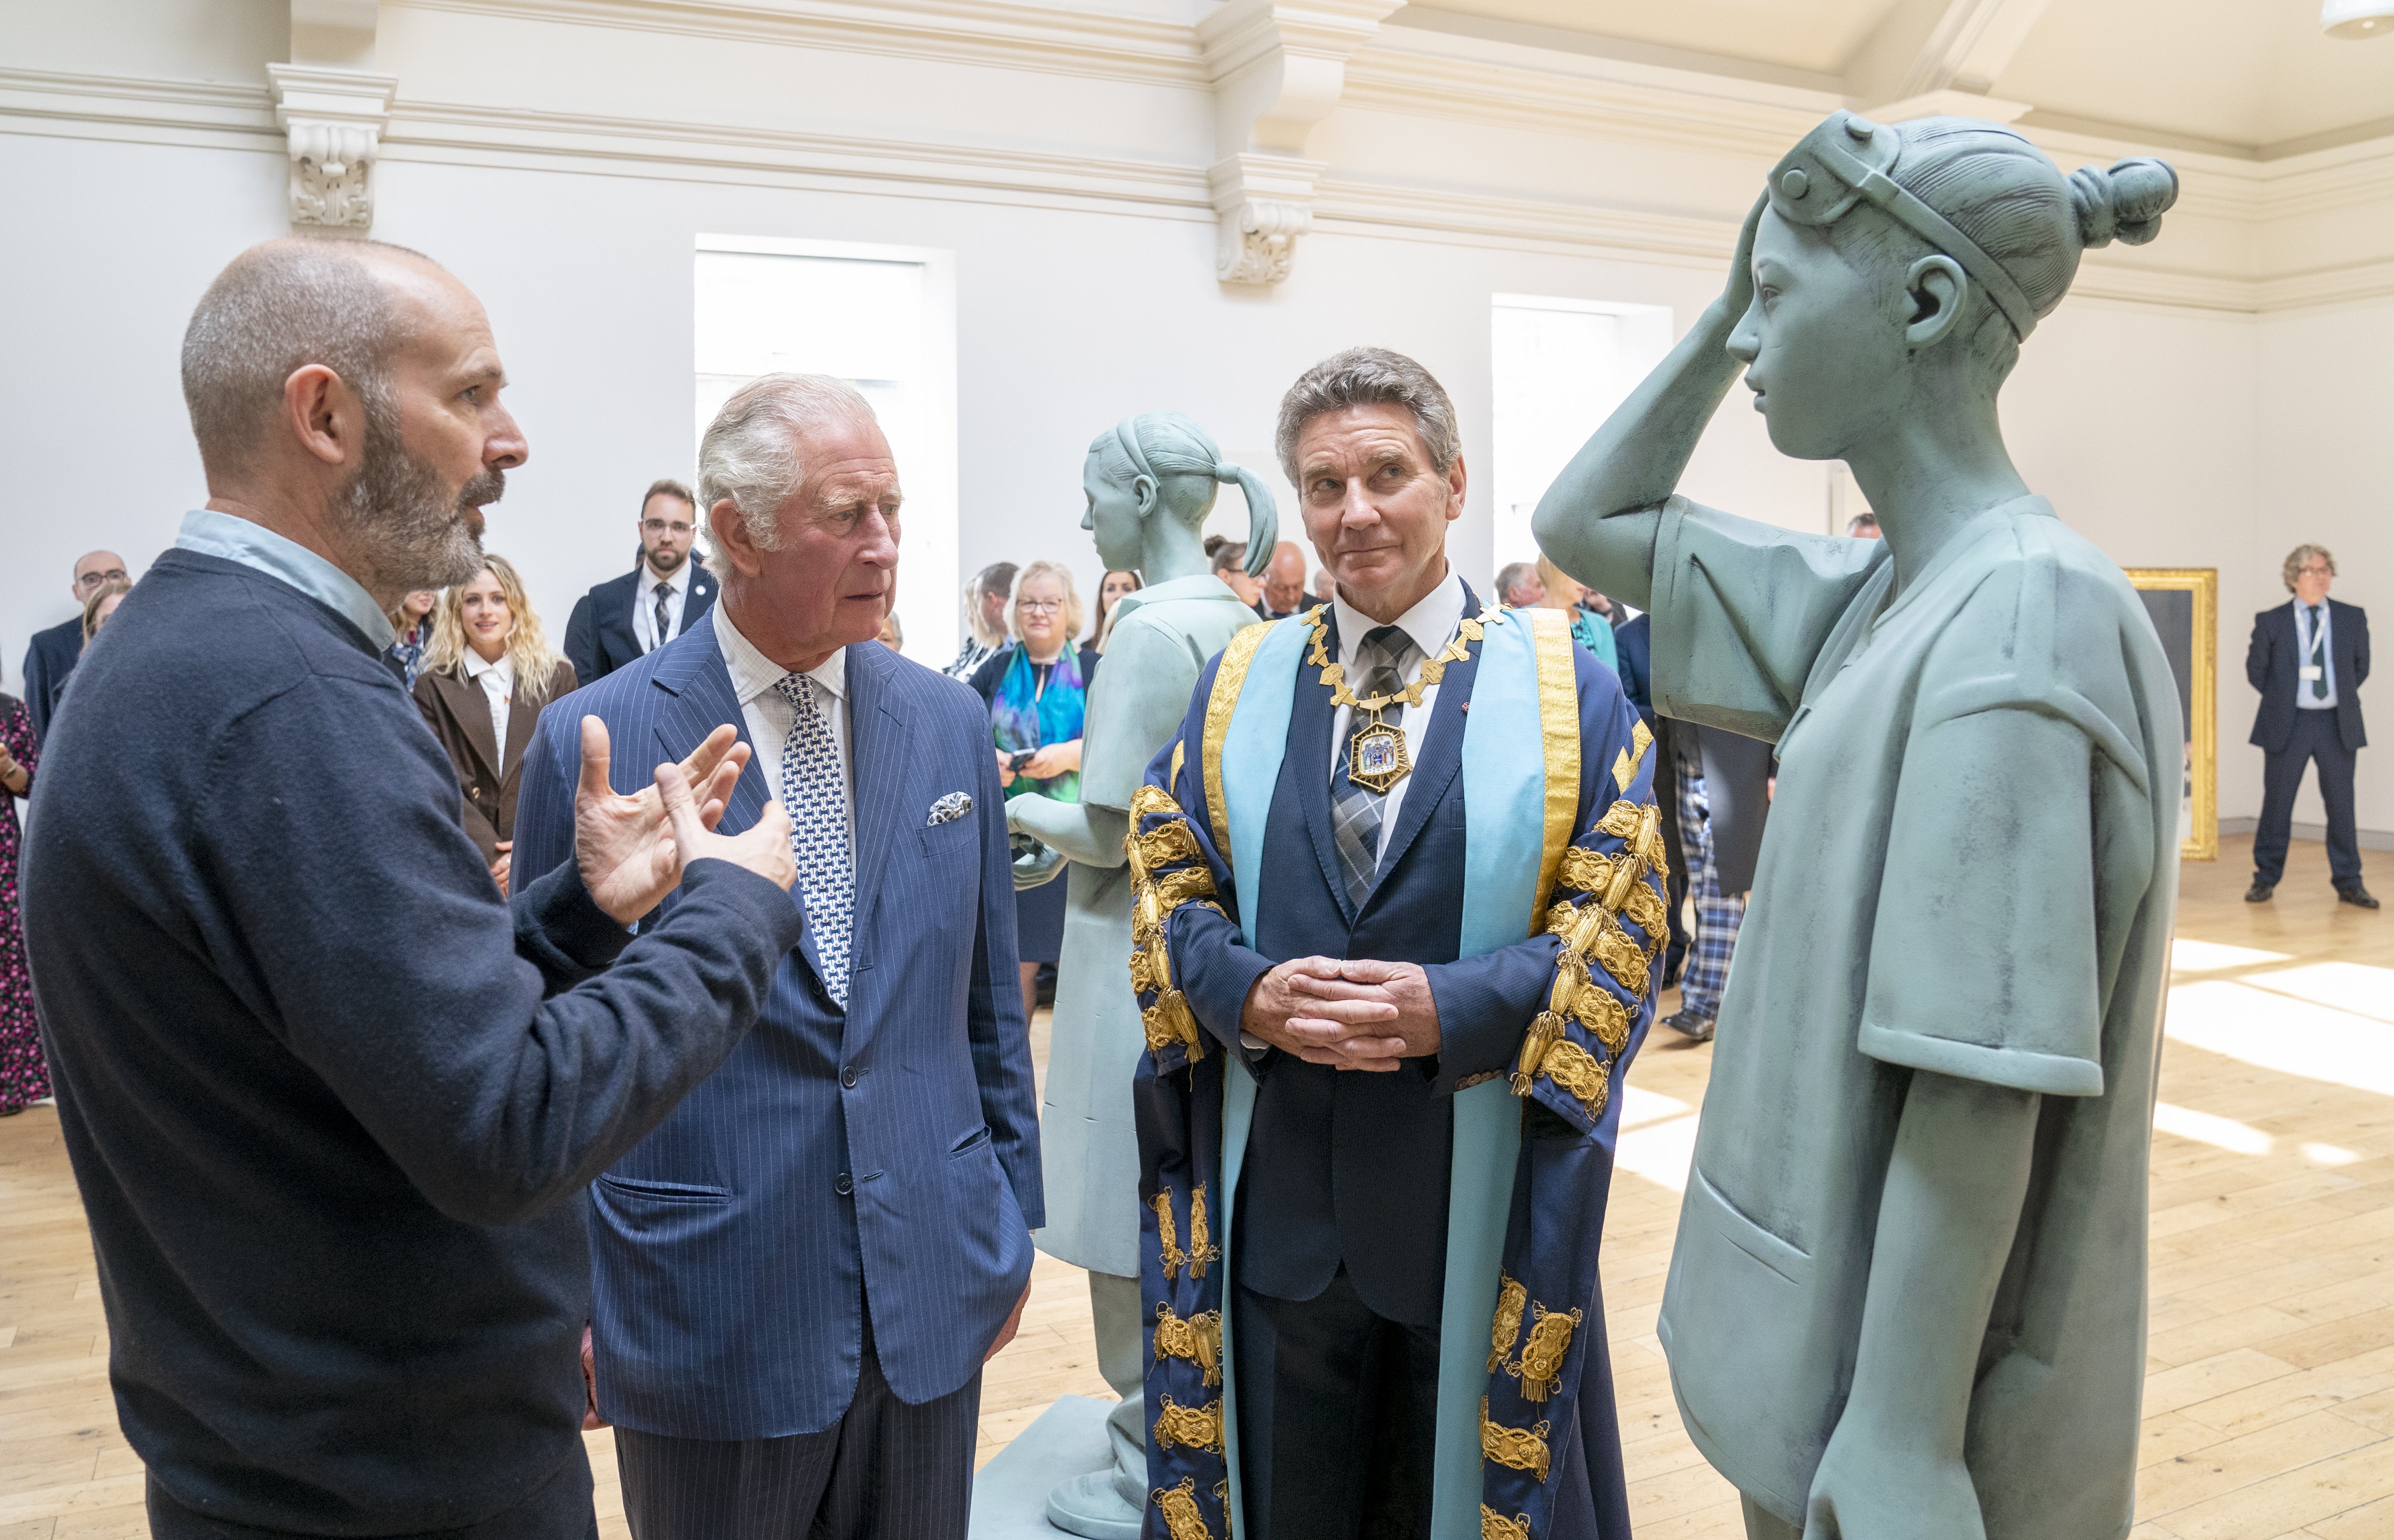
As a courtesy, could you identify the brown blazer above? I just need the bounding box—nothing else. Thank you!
[412,659,578,863]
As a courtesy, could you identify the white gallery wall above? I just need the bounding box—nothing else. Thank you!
[2,0,2388,835]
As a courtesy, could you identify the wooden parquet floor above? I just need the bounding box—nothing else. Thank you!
[3,835,2389,1538]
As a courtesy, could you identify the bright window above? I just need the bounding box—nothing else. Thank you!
[695,235,959,663]
[1489,294,1673,582]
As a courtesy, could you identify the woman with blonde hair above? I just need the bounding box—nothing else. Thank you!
[80,578,131,646]
[967,559,1099,1019]
[1535,552,1618,670]
[413,554,577,895]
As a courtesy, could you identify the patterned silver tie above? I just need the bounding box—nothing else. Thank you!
[773,675,853,1006]
[652,581,672,652]
[1330,625,1420,911]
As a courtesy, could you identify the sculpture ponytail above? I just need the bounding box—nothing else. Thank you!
[2067,158,2177,250]
[1093,412,1279,575]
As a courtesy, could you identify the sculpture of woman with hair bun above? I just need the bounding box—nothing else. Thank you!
[1005,411,1275,1539]
[1536,114,2184,1540]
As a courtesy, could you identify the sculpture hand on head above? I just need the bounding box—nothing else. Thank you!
[1725,111,2177,463]
[1082,411,1279,588]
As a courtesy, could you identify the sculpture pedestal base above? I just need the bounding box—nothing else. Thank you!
[968,1395,1127,1539]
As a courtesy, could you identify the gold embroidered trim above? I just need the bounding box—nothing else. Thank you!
[1482,1507,1533,1540]
[1489,1272,1527,1373]
[1131,782,1178,821]
[1529,607,1579,928]
[1514,1302,1584,1404]
[1152,1478,1214,1540]
[1155,1304,1223,1387]
[1169,738,1186,792]
[1155,1395,1225,1456]
[1142,991,1204,1057]
[1631,718,1653,766]
[1480,1396,1552,1483]
[1153,866,1219,911]
[1303,605,1494,714]
[1481,1508,1532,1540]
[1131,818,1203,871]
[1201,620,1278,861]
[1541,1037,1612,1121]
[1611,747,1635,793]
[1571,986,1633,1054]
[1555,844,1614,895]
[1187,1181,1219,1278]
[1588,920,1651,999]
[1151,1188,1185,1280]
[1620,878,1669,947]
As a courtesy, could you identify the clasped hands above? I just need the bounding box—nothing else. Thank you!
[1239,956,1439,1072]
[571,718,797,925]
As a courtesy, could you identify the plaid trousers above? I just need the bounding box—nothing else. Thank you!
[1674,753,1746,1021]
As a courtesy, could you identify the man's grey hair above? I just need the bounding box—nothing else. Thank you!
[1495,561,1541,604]
[179,238,432,476]
[2283,543,2336,592]
[1275,346,1462,485]
[697,373,877,551]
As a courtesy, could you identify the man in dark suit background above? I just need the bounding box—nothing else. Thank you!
[563,480,717,684]
[2248,543,2373,907]
[21,548,129,740]
[516,373,1040,1540]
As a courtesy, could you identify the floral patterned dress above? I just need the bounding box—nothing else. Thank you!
[0,695,44,1113]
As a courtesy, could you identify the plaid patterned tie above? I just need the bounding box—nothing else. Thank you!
[1330,625,1420,911]
[651,581,672,652]
[773,674,853,1006]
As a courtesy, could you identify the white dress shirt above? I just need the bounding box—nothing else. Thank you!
[2294,599,2339,710]
[631,559,694,654]
[1327,566,1466,860]
[715,602,856,862]
[461,649,516,770]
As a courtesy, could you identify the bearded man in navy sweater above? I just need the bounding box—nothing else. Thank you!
[24,238,806,1540]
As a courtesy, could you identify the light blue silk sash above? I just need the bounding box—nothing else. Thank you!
[1213,611,1552,1539]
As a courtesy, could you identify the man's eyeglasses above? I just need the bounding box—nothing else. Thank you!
[642,520,694,536]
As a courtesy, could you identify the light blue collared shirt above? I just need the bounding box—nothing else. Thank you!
[175,509,397,650]
[2294,599,2339,710]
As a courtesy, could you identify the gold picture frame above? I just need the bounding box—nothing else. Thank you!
[2125,568,2218,861]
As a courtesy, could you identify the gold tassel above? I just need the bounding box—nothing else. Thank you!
[1489,1273,1527,1373]
[1514,1302,1584,1404]
[1151,1189,1184,1281]
[1154,1304,1223,1387]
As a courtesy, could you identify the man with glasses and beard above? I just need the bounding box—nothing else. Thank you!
[24,238,806,1540]
[563,479,719,685]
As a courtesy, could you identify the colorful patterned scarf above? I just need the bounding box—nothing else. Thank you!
[991,644,1086,803]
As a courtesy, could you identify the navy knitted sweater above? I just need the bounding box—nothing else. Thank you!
[24,549,806,1533]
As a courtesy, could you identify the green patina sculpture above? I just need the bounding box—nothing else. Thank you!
[1006,413,1273,1539]
[1533,113,2184,1540]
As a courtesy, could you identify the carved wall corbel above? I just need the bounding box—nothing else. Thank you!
[1196,0,1401,286]
[271,2,393,233]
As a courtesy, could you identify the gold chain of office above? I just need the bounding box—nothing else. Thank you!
[1302,602,1505,794]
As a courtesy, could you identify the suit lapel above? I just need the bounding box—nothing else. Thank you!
[650,615,821,983]
[845,641,914,957]
[1287,612,1351,923]
[681,569,717,637]
[435,671,504,786]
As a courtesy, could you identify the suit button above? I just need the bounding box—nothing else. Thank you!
[841,1066,859,1089]
[835,1172,854,1196]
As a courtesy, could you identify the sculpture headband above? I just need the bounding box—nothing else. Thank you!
[1767,111,2041,342]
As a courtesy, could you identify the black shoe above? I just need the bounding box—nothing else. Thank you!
[2245,880,2275,903]
[1661,1009,1716,1043]
[2338,885,2380,910]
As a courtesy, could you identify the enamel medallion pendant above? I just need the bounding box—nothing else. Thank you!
[1348,718,1410,794]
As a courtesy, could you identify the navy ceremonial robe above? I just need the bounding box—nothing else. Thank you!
[1128,596,1661,1539]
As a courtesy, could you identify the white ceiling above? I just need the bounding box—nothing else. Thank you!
[1399,0,2394,155]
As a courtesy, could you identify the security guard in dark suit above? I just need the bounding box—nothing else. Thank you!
[562,480,717,684]
[2248,544,2372,908]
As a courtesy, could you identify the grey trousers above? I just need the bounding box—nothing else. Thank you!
[1088,1268,1148,1508]
[615,1334,981,1540]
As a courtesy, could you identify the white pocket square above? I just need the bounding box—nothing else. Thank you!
[926,792,974,826]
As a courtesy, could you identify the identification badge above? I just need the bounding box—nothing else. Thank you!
[1348,719,1411,795]
[2301,666,2324,681]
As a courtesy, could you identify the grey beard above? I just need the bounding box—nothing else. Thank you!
[330,408,499,596]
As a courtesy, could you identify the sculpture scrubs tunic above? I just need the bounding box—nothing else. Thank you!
[1645,496,2180,1540]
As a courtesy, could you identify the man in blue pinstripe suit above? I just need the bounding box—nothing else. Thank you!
[517,374,1042,1538]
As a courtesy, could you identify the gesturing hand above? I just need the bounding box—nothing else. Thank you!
[985,1277,1034,1363]
[573,717,769,925]
[1240,956,1403,1069]
[1282,958,1442,1070]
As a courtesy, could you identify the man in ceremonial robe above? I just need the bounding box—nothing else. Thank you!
[1122,348,1664,1540]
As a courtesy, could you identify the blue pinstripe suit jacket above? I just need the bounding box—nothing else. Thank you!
[515,613,1043,1440]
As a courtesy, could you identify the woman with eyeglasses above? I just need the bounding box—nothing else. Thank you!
[967,560,1098,1021]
